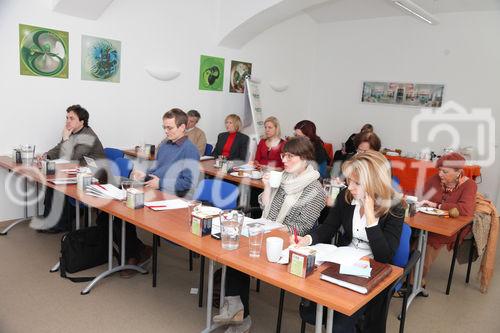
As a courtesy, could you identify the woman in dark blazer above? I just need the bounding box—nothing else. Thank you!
[293,150,404,333]
[212,114,249,161]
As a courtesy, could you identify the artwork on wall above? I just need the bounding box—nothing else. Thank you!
[199,55,224,91]
[19,24,69,78]
[81,35,121,83]
[361,81,444,107]
[229,60,252,93]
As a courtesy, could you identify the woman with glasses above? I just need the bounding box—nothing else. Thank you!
[293,150,404,333]
[212,114,250,161]
[252,116,285,169]
[353,131,381,154]
[417,152,477,287]
[213,137,326,333]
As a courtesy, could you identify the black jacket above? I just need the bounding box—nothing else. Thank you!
[212,132,249,161]
[310,189,403,263]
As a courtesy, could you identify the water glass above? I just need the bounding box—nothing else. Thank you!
[220,210,244,250]
[247,223,264,258]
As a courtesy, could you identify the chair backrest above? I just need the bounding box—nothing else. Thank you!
[318,161,328,179]
[204,143,213,156]
[104,147,124,161]
[111,157,133,178]
[392,223,411,268]
[193,179,239,210]
[323,142,334,166]
[392,175,402,193]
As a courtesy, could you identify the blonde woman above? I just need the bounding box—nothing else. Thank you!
[293,150,403,333]
[253,116,285,168]
[212,114,249,161]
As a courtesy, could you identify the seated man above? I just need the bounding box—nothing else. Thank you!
[186,109,207,156]
[117,108,200,277]
[39,104,106,233]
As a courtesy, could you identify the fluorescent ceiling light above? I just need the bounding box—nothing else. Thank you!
[393,0,439,25]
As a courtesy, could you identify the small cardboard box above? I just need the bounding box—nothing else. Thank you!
[77,173,93,191]
[126,188,144,209]
[190,211,213,237]
[288,246,316,278]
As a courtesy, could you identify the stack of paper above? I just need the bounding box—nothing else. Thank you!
[310,244,371,266]
[144,199,190,211]
[339,260,372,278]
[49,177,77,185]
[86,184,126,200]
[200,156,214,161]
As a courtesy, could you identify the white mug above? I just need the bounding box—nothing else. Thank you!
[266,237,284,263]
[269,171,283,188]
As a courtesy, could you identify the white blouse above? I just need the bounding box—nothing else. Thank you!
[349,199,379,256]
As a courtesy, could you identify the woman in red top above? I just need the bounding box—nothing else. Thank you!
[253,116,285,169]
[418,152,477,285]
[212,114,249,161]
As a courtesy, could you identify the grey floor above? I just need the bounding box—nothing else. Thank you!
[0,221,499,333]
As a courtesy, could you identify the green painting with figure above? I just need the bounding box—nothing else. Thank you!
[19,24,69,78]
[199,55,224,91]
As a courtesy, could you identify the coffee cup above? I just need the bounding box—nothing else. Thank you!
[269,171,283,188]
[266,237,284,263]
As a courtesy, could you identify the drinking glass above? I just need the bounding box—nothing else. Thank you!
[247,223,264,258]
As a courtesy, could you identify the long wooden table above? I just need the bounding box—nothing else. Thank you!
[123,148,155,160]
[0,156,402,332]
[405,212,473,307]
[199,159,265,190]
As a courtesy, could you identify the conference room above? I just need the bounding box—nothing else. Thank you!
[1,0,499,332]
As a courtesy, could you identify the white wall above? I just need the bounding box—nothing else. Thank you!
[307,11,500,204]
[0,0,317,219]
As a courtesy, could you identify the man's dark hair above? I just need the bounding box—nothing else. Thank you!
[66,105,89,127]
[163,108,188,127]
[187,109,201,119]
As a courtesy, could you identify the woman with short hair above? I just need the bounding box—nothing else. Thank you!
[213,137,326,333]
[212,114,250,161]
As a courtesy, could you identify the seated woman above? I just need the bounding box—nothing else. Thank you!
[213,137,326,333]
[353,130,381,154]
[418,152,477,286]
[212,114,250,161]
[333,123,373,162]
[294,120,330,177]
[293,150,404,333]
[253,116,285,169]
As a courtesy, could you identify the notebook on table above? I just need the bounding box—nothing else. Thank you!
[320,260,392,294]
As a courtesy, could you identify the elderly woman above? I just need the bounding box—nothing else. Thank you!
[419,152,477,285]
[253,116,285,169]
[294,150,404,333]
[213,137,326,333]
[212,114,250,161]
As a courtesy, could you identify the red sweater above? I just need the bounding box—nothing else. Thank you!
[254,139,285,168]
[424,174,477,216]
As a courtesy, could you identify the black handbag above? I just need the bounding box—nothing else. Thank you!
[59,225,108,283]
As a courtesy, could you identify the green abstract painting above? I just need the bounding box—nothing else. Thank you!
[81,35,121,83]
[19,24,69,78]
[199,55,224,91]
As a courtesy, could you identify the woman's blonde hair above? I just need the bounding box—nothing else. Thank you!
[264,116,281,138]
[225,114,242,132]
[342,150,401,217]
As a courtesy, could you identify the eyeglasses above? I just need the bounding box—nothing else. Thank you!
[162,125,176,131]
[280,152,297,160]
[356,148,369,154]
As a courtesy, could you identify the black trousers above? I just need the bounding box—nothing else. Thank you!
[225,268,250,318]
[96,212,144,262]
[43,187,74,231]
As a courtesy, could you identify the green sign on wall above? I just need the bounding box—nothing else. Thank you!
[19,24,69,79]
[198,55,224,91]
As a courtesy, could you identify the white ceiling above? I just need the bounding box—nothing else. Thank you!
[305,0,500,23]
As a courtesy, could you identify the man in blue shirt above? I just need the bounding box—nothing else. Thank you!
[132,108,200,196]
[119,108,200,278]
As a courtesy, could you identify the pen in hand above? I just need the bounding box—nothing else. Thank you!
[293,227,298,244]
